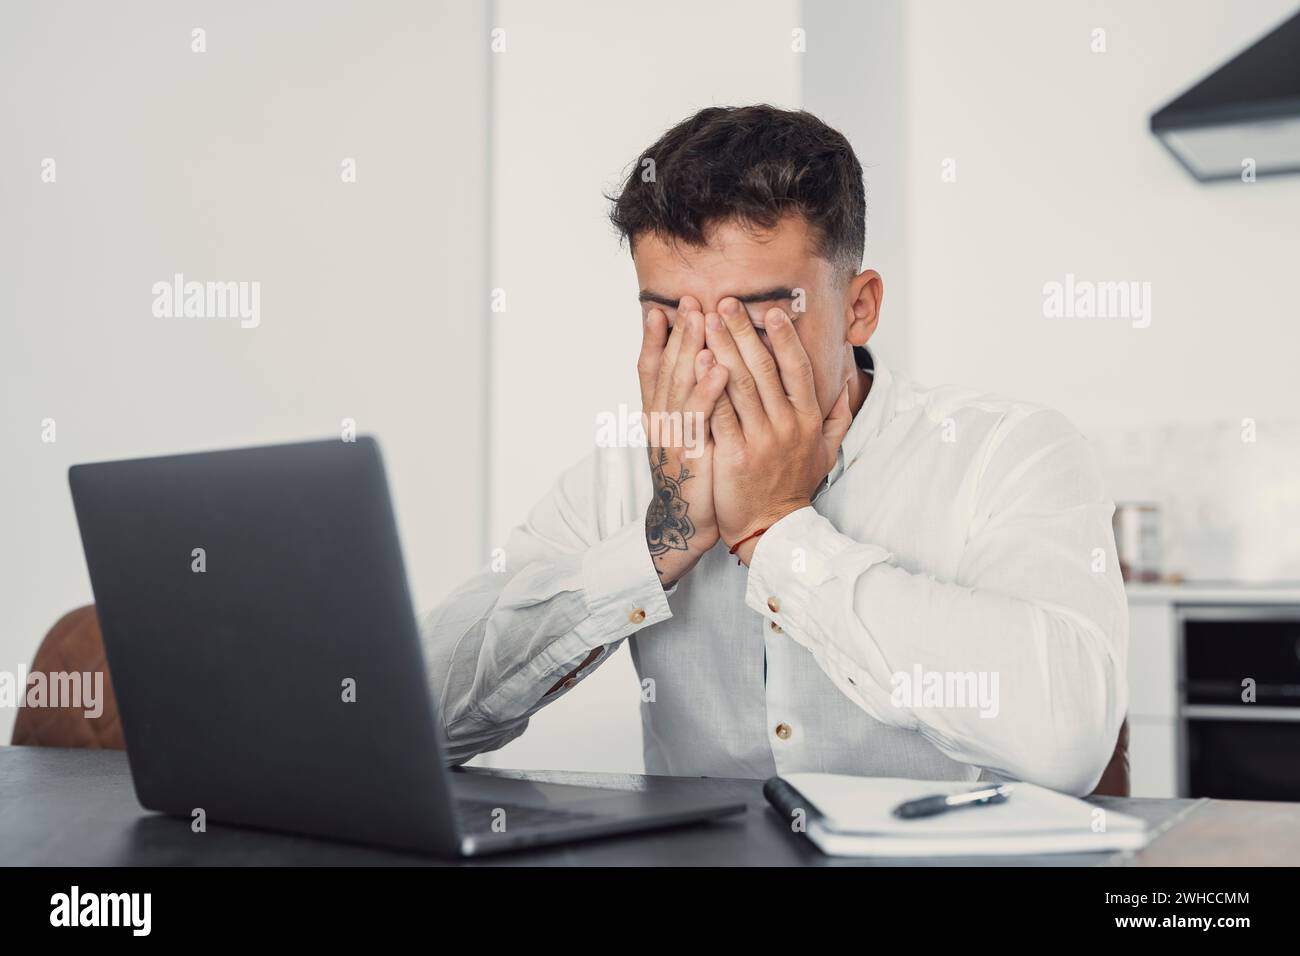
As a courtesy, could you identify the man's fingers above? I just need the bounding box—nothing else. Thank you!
[637,308,669,409]
[718,297,789,420]
[672,349,725,462]
[764,308,818,418]
[709,388,743,447]
[683,351,727,441]
[652,307,689,408]
[667,311,705,409]
[704,310,766,429]
[693,347,715,386]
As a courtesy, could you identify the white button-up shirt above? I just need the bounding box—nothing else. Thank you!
[421,348,1128,795]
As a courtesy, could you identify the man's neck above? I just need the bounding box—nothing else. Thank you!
[847,359,873,418]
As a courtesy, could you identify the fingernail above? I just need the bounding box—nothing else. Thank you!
[706,312,722,331]
[768,310,787,328]
[720,298,738,315]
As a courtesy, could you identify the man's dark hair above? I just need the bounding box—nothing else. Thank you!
[609,104,865,274]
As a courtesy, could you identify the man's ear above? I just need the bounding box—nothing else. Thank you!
[845,269,883,347]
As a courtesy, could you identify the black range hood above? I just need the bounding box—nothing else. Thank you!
[1151,9,1300,182]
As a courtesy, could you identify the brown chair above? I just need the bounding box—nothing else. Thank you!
[10,605,125,749]
[9,604,1131,795]
[1092,718,1130,797]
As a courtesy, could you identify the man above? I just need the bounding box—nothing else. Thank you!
[422,105,1127,795]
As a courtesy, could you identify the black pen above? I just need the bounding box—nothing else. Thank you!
[892,784,1014,819]
[763,776,828,830]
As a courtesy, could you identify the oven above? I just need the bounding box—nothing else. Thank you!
[1179,605,1300,801]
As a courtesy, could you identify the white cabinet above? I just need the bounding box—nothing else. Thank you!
[1126,601,1178,796]
[1127,603,1177,719]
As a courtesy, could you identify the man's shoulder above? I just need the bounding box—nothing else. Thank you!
[892,370,1078,443]
[883,371,1086,468]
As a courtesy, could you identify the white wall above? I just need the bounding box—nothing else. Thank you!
[803,0,910,370]
[896,0,1300,582]
[481,0,803,772]
[0,1,488,742]
[901,0,1300,432]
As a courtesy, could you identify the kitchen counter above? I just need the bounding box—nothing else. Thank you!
[1126,582,1300,605]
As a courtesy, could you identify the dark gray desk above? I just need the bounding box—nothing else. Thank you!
[2,746,1296,865]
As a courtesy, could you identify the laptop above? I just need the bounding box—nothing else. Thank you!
[68,437,744,857]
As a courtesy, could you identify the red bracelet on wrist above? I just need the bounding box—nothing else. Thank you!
[727,527,768,564]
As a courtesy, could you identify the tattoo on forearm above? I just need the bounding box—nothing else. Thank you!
[646,448,695,574]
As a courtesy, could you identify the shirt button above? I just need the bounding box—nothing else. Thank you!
[767,596,780,613]
[769,620,783,634]
[562,677,578,690]
[775,722,792,740]
[629,608,646,624]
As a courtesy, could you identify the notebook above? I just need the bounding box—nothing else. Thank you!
[764,774,1149,857]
